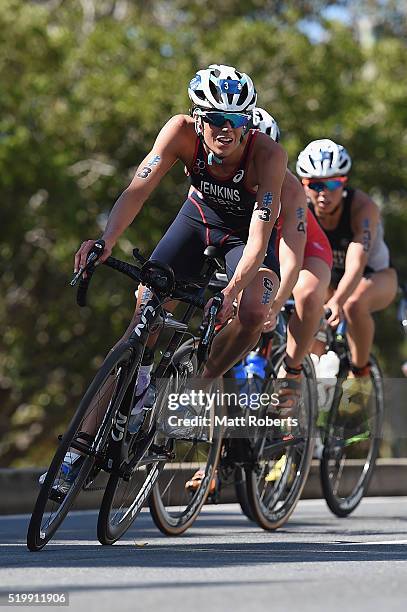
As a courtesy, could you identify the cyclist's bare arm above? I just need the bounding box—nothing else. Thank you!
[74,115,193,271]
[222,141,287,305]
[273,170,307,310]
[334,190,379,305]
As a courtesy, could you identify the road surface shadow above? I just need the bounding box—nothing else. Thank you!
[2,539,407,569]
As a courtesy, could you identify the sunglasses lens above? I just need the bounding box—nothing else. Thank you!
[308,180,344,192]
[203,112,249,128]
[228,114,249,128]
[308,182,325,192]
[325,180,343,190]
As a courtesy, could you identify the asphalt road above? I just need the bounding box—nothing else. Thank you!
[1,497,407,612]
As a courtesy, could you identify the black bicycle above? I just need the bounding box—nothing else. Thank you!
[27,241,225,551]
[150,276,317,533]
[242,302,316,530]
[316,317,384,517]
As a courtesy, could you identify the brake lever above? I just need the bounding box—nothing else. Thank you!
[70,240,105,286]
[201,294,224,346]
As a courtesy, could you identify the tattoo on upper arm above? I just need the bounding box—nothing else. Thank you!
[258,192,273,222]
[136,155,161,179]
[296,207,306,233]
[362,218,371,252]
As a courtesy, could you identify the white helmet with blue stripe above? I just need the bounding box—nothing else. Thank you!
[296,139,352,177]
[188,64,257,112]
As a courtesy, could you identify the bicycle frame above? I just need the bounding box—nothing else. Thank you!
[74,249,224,482]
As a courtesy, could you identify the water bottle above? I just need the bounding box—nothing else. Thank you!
[316,350,340,413]
[245,351,267,378]
[243,351,268,410]
[232,361,247,387]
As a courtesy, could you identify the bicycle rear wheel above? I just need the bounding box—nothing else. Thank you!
[149,341,224,535]
[246,353,316,530]
[27,343,135,551]
[320,354,384,517]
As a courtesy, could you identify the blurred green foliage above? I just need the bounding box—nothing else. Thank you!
[0,0,406,465]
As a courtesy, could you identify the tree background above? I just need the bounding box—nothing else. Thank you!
[1,0,406,466]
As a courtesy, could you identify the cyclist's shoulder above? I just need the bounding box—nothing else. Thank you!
[161,114,195,136]
[155,114,197,157]
[251,132,287,169]
[252,130,283,154]
[351,188,380,222]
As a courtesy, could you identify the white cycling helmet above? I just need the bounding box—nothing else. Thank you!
[188,64,257,112]
[252,107,280,142]
[296,139,352,178]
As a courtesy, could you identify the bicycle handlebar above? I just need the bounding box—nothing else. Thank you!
[71,242,209,310]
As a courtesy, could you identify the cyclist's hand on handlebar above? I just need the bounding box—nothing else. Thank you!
[324,297,343,327]
[74,239,113,276]
[204,291,234,324]
[263,305,278,333]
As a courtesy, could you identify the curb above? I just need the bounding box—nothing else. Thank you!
[1,459,406,515]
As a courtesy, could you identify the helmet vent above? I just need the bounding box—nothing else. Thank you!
[237,82,249,106]
[209,79,222,103]
[195,90,206,101]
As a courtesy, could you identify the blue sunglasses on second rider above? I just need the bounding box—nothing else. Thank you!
[302,177,347,192]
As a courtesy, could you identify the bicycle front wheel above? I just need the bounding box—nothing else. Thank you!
[320,354,384,517]
[27,343,135,551]
[246,353,316,530]
[149,341,224,536]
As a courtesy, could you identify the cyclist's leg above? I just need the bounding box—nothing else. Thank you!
[276,256,331,409]
[287,256,331,367]
[203,239,280,378]
[343,267,397,369]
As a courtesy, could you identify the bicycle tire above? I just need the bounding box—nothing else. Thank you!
[246,352,316,530]
[320,354,384,517]
[27,343,134,551]
[234,466,256,521]
[148,341,224,535]
[97,346,167,545]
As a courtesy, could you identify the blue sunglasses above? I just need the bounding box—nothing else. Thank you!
[201,111,250,129]
[304,178,347,192]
